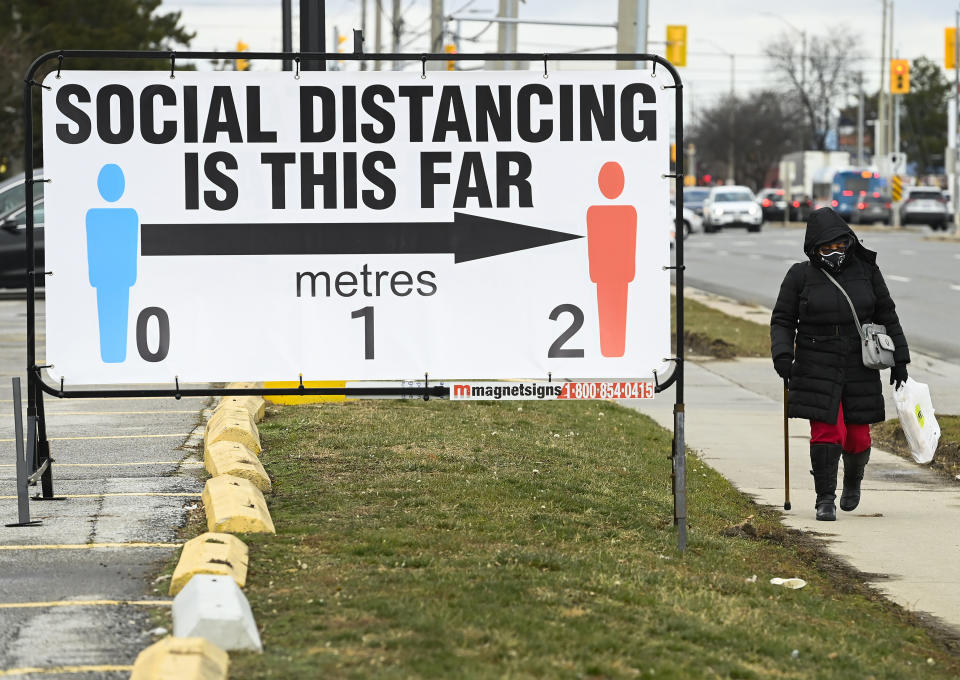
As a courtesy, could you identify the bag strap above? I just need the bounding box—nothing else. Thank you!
[820,269,867,342]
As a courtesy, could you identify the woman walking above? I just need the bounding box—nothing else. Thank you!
[771,208,910,521]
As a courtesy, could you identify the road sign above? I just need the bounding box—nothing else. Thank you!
[41,70,671,385]
[666,25,687,67]
[890,59,910,94]
[891,174,903,202]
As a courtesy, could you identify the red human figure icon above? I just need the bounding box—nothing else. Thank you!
[586,162,637,358]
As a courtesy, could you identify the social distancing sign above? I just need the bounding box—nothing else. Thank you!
[42,70,670,384]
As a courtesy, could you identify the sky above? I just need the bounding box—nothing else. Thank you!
[159,0,960,121]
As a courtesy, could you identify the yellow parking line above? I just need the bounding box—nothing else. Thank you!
[0,600,172,609]
[0,542,181,551]
[0,461,203,468]
[0,492,200,500]
[0,665,135,677]
[0,433,190,443]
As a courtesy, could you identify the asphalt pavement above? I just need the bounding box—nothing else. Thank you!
[678,224,960,363]
[0,299,208,677]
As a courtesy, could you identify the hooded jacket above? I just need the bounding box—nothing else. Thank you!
[770,208,910,425]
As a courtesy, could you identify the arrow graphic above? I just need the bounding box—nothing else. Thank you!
[141,213,582,263]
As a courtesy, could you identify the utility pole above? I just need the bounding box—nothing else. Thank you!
[427,0,444,71]
[360,0,367,70]
[954,8,960,234]
[886,1,895,167]
[727,54,736,185]
[877,0,887,161]
[494,0,519,70]
[391,0,402,71]
[857,74,864,166]
[300,0,326,71]
[374,0,382,70]
[616,0,649,70]
[281,0,292,71]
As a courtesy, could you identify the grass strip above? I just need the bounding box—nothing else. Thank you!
[672,295,771,359]
[227,400,959,679]
[872,414,960,480]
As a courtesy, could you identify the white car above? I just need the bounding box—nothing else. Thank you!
[669,204,701,247]
[702,185,763,233]
[670,200,703,239]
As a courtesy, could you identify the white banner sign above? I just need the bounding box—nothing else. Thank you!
[42,70,671,385]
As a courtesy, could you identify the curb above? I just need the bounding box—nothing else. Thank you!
[136,382,278,669]
[170,532,249,596]
[204,440,271,492]
[130,636,228,680]
[202,476,275,534]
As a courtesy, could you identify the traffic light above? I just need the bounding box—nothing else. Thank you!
[445,44,457,71]
[235,40,250,72]
[670,143,676,164]
[890,59,909,94]
[947,28,957,70]
[666,25,687,67]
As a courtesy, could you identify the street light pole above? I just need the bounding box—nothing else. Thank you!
[954,7,959,234]
[705,40,736,184]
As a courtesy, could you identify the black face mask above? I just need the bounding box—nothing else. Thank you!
[819,250,846,272]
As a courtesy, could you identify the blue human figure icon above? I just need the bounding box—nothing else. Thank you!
[86,164,138,363]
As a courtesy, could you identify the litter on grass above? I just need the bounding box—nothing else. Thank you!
[770,577,807,589]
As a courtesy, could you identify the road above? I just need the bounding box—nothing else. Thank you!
[678,225,960,363]
[0,299,207,676]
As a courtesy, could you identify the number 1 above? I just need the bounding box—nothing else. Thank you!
[351,306,374,360]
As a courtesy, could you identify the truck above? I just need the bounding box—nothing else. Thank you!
[778,151,851,203]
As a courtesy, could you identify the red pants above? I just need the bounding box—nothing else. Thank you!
[810,402,871,453]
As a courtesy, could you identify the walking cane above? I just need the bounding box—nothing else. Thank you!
[783,378,791,511]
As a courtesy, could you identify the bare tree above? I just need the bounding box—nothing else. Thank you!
[764,27,862,151]
[690,90,804,191]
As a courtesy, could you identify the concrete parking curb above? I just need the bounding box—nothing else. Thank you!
[170,532,250,596]
[203,440,272,492]
[173,574,263,653]
[202,475,275,534]
[129,636,228,680]
[204,410,262,454]
[219,395,266,423]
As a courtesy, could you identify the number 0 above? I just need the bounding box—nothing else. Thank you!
[136,307,170,362]
[352,306,374,360]
[548,304,585,358]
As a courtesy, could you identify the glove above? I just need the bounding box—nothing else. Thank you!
[890,364,908,390]
[774,357,792,381]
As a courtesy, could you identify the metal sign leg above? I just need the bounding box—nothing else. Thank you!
[6,377,40,527]
[33,386,55,499]
[673,404,687,552]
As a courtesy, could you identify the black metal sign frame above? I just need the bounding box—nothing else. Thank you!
[21,49,687,547]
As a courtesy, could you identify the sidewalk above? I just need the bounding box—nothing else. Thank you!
[624,357,960,635]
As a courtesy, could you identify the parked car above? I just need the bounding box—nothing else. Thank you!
[850,194,891,225]
[0,170,45,218]
[789,194,813,222]
[756,188,787,221]
[900,186,949,230]
[702,186,763,233]
[682,186,711,217]
[0,198,45,288]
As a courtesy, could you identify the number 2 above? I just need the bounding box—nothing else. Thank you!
[548,304,584,358]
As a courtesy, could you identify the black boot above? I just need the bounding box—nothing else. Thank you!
[810,443,841,521]
[840,448,870,511]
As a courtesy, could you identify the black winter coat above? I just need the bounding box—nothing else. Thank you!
[770,208,910,424]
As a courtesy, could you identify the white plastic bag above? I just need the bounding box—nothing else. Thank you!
[893,378,940,464]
